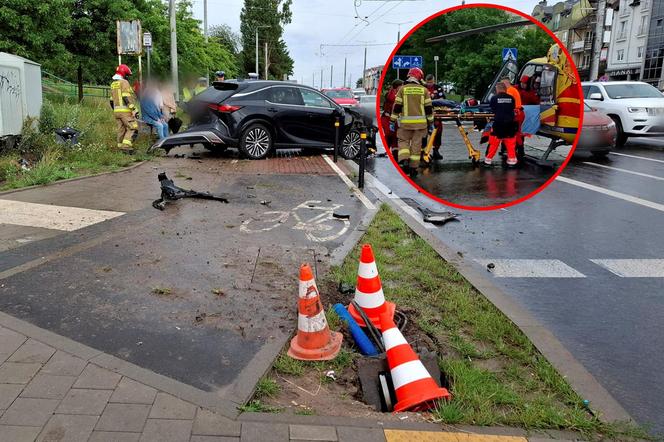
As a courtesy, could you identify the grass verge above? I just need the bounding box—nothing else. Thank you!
[0,96,154,191]
[255,204,650,440]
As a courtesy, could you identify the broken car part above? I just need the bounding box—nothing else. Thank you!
[152,172,229,210]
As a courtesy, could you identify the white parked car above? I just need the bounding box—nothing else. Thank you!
[581,81,664,146]
[352,88,367,100]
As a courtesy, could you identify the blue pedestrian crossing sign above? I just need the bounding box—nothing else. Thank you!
[392,55,423,69]
[502,48,518,62]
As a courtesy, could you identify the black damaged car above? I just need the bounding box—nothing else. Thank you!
[152,80,370,160]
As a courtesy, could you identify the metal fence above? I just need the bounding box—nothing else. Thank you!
[42,71,110,99]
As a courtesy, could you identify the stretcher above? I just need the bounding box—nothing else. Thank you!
[422,108,493,165]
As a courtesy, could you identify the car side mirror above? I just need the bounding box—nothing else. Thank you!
[589,92,603,101]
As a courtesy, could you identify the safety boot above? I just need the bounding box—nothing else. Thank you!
[432,149,443,160]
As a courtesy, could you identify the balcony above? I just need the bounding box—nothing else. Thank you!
[571,40,585,52]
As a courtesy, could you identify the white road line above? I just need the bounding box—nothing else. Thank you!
[583,162,664,181]
[610,152,664,164]
[591,259,664,277]
[0,199,124,232]
[476,259,586,278]
[321,155,376,210]
[556,176,664,213]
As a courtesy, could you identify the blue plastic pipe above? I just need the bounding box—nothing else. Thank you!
[333,303,379,356]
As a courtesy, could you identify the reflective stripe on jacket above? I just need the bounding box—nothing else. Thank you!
[110,79,136,113]
[389,82,433,130]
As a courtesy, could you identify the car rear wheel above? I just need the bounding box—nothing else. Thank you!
[609,116,628,147]
[340,130,361,159]
[591,150,610,159]
[239,123,273,159]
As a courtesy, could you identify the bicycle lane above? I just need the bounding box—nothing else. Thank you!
[0,153,376,411]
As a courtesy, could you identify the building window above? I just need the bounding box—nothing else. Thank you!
[639,15,648,35]
[553,13,561,30]
[618,20,627,39]
[617,49,625,61]
[638,46,644,58]
[582,54,591,68]
[657,18,663,27]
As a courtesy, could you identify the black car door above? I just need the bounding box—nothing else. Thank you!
[266,86,309,145]
[299,88,338,147]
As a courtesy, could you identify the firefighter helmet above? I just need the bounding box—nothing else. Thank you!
[407,67,424,81]
[115,64,132,78]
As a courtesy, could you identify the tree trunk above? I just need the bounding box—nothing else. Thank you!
[77,62,83,103]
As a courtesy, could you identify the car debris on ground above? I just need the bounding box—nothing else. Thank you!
[152,172,229,210]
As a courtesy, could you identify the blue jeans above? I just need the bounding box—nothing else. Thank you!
[144,117,168,139]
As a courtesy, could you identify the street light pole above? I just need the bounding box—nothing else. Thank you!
[330,65,333,87]
[386,21,413,44]
[204,0,208,43]
[255,26,271,78]
[343,57,347,88]
[169,0,178,100]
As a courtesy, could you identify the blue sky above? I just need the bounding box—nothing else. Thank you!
[191,0,543,86]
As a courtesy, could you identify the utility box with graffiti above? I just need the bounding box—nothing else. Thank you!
[0,52,43,145]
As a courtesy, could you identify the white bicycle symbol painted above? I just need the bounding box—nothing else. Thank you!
[240,200,350,243]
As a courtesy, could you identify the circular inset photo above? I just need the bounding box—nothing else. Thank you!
[376,4,583,210]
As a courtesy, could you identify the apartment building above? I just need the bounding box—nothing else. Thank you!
[606,0,653,81]
[532,0,611,80]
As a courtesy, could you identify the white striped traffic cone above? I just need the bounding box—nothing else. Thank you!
[288,264,342,361]
[348,244,395,330]
[381,312,450,412]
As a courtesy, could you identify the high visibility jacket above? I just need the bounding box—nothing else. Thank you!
[194,85,206,95]
[110,78,136,113]
[506,85,522,109]
[390,81,433,130]
[182,85,207,102]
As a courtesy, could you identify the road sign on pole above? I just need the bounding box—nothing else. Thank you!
[117,20,142,55]
[502,48,518,62]
[392,55,423,70]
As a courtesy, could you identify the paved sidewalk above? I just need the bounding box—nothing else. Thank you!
[0,291,579,442]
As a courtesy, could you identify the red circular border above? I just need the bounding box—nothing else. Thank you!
[375,3,584,211]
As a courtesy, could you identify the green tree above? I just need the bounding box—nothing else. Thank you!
[387,9,551,98]
[239,0,293,79]
[0,0,73,74]
[210,24,242,56]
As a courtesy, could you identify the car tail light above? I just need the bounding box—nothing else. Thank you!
[208,103,243,113]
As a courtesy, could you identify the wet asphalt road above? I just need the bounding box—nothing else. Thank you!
[391,121,567,208]
[367,139,664,434]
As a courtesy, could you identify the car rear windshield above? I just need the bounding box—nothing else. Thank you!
[195,84,243,103]
[603,83,663,99]
[324,89,353,99]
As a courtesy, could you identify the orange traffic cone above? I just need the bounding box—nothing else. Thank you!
[348,244,395,330]
[288,264,342,361]
[380,312,451,412]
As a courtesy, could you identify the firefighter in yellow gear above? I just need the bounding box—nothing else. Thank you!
[109,64,138,154]
[182,77,208,102]
[389,67,434,178]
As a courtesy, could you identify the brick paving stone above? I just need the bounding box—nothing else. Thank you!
[21,374,76,399]
[192,408,241,436]
[95,403,151,432]
[41,351,87,377]
[290,424,338,441]
[0,383,23,409]
[109,377,157,404]
[37,414,98,442]
[336,426,386,442]
[190,437,240,442]
[0,397,59,426]
[56,389,112,415]
[139,418,193,442]
[8,339,56,364]
[73,364,121,390]
[240,422,289,442]
[0,424,42,442]
[148,392,196,420]
[0,361,41,384]
[0,327,26,363]
[88,431,141,442]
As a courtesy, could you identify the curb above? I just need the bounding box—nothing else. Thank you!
[0,160,148,196]
[342,160,633,425]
